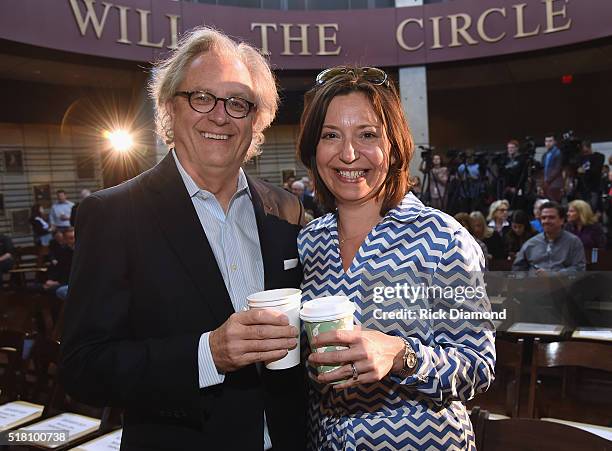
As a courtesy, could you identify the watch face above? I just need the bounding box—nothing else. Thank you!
[406,352,417,369]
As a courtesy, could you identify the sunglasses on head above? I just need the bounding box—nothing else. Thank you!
[315,66,389,88]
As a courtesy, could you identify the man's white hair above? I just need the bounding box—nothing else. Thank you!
[148,26,279,162]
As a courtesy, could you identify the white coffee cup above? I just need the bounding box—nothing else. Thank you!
[247,288,301,370]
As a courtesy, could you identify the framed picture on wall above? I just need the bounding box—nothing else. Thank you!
[76,155,96,179]
[0,193,4,216]
[11,209,31,235]
[3,150,24,173]
[33,184,52,208]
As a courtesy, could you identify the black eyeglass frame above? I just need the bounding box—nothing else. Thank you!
[174,90,256,119]
[315,66,390,88]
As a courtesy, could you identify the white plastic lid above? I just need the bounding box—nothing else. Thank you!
[299,296,355,322]
[247,288,301,308]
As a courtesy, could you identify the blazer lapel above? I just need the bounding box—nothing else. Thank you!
[141,152,234,326]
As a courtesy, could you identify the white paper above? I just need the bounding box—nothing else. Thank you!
[70,429,122,451]
[0,401,44,431]
[572,329,612,341]
[507,322,564,336]
[20,413,100,448]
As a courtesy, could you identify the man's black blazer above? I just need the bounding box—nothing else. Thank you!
[60,152,306,451]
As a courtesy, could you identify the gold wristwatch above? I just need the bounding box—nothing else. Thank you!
[398,337,418,378]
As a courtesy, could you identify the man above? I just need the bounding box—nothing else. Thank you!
[501,139,527,208]
[291,180,319,218]
[541,133,563,202]
[0,233,15,284]
[70,188,91,227]
[512,202,585,273]
[49,189,74,231]
[61,27,305,451]
[576,140,604,212]
[43,228,74,301]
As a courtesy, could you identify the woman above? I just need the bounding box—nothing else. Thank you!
[486,199,510,236]
[29,203,52,247]
[455,212,489,268]
[420,154,449,210]
[565,199,606,249]
[470,211,506,260]
[504,210,535,259]
[297,66,495,451]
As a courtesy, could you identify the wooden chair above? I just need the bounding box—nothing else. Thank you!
[467,338,525,417]
[0,329,28,402]
[528,338,612,422]
[8,336,119,449]
[479,416,612,450]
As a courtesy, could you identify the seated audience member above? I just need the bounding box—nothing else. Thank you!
[291,180,323,218]
[455,212,489,269]
[487,199,511,236]
[0,233,15,283]
[565,199,607,250]
[512,202,586,273]
[301,176,314,197]
[30,203,52,247]
[504,210,535,259]
[48,229,65,265]
[43,228,74,300]
[470,211,506,259]
[530,198,549,233]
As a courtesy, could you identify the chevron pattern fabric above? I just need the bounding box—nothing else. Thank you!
[298,193,496,450]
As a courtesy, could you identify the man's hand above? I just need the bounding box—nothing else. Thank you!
[209,309,298,373]
[44,280,60,289]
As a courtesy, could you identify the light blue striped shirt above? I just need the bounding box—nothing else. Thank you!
[172,151,271,449]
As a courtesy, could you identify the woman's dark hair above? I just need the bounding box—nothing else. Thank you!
[30,203,42,220]
[511,210,530,226]
[297,66,414,215]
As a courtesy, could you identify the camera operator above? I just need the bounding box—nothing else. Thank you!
[541,133,563,202]
[576,140,604,212]
[500,139,528,208]
[419,153,449,210]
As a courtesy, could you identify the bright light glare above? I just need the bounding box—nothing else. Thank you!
[106,129,134,152]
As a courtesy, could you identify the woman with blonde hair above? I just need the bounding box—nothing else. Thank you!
[566,199,606,249]
[471,210,505,259]
[487,199,510,236]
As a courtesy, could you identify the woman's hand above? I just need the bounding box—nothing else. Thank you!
[308,327,405,389]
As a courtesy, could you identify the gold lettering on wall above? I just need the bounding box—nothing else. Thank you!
[68,0,113,39]
[396,18,424,51]
[316,24,341,56]
[116,4,131,44]
[514,3,541,38]
[136,9,164,48]
[251,23,277,55]
[543,0,572,34]
[448,13,478,47]
[167,14,180,49]
[280,24,311,56]
[477,8,506,43]
[429,16,443,49]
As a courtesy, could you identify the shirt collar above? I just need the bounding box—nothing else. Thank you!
[172,149,251,200]
[307,192,424,232]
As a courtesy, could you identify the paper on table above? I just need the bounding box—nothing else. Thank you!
[0,401,44,431]
[69,428,122,451]
[541,418,612,442]
[571,329,612,341]
[20,413,101,448]
[507,322,564,336]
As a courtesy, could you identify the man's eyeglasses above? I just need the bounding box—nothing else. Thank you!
[315,66,389,88]
[174,91,256,119]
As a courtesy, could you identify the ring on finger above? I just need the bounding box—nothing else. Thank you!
[350,362,358,381]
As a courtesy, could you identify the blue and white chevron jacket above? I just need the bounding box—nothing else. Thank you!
[298,192,496,451]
